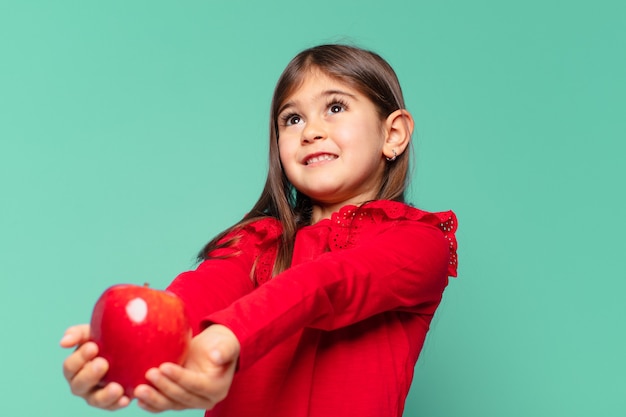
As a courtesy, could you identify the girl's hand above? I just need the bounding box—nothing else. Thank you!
[60,324,131,410]
[134,324,240,413]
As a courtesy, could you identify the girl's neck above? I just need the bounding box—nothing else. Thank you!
[310,199,372,224]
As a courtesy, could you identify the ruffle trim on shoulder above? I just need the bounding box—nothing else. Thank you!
[208,217,282,286]
[239,217,283,241]
[330,201,458,277]
[211,217,281,254]
[240,218,282,286]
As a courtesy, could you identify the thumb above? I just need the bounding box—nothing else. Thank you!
[204,325,240,366]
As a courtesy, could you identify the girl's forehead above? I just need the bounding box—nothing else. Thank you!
[297,68,347,88]
[283,69,358,102]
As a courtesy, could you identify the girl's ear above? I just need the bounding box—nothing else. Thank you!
[383,109,414,160]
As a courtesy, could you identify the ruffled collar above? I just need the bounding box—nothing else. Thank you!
[307,200,458,277]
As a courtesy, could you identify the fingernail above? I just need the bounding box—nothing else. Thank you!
[145,368,159,382]
[134,385,147,400]
[160,363,173,376]
[92,357,106,372]
[210,349,223,364]
[59,334,72,345]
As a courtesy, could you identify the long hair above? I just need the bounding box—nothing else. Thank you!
[199,44,412,275]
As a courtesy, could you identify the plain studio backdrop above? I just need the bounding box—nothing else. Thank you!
[1,1,624,416]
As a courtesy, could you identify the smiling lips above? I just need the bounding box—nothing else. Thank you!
[305,153,338,165]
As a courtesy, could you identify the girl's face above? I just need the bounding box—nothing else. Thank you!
[277,70,387,216]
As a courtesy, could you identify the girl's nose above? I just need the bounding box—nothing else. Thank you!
[301,119,326,144]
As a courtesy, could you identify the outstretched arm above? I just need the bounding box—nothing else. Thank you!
[60,219,276,411]
[206,220,452,371]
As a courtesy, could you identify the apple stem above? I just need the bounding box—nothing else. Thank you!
[143,282,150,287]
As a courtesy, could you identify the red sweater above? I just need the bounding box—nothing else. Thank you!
[167,200,458,417]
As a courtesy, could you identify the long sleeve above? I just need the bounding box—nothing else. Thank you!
[167,258,255,336]
[205,218,452,371]
[167,218,281,335]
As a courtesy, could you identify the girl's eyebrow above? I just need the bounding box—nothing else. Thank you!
[278,89,358,115]
[321,89,358,100]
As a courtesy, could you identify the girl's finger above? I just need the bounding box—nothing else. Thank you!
[59,324,90,348]
[84,382,130,410]
[144,367,204,409]
[159,362,222,399]
[68,356,108,396]
[62,341,99,382]
[135,383,186,412]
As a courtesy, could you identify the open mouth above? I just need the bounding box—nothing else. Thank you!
[305,154,338,165]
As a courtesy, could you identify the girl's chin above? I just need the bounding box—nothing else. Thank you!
[301,190,345,203]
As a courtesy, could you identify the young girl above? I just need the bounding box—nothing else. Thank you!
[61,44,458,417]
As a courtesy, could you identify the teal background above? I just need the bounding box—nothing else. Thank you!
[1,1,624,416]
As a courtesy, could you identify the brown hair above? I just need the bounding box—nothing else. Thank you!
[199,44,412,276]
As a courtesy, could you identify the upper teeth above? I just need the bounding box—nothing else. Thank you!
[306,154,336,165]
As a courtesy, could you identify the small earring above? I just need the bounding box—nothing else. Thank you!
[386,149,397,162]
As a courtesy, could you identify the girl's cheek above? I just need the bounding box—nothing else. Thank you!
[277,143,291,162]
[278,134,298,151]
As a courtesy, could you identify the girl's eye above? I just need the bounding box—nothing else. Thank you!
[281,114,302,126]
[327,99,348,115]
[329,104,344,113]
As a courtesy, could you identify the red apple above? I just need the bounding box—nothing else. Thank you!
[89,283,192,398]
